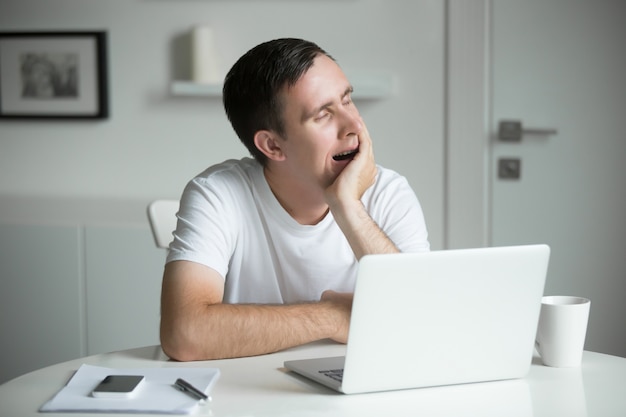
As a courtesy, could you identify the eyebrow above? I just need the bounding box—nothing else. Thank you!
[301,86,354,122]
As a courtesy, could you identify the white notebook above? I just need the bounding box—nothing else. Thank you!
[285,245,550,394]
[40,364,220,414]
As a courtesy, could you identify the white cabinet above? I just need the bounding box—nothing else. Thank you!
[84,225,163,355]
[0,199,165,384]
[0,224,83,384]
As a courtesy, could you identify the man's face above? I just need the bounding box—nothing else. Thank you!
[276,54,363,189]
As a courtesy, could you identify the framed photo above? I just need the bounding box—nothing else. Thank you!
[0,31,108,119]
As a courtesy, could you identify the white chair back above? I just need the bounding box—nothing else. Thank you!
[147,200,179,249]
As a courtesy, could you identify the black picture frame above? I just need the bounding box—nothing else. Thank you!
[0,31,108,120]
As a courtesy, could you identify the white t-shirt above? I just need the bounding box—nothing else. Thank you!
[167,158,429,304]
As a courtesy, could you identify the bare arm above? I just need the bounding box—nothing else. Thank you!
[160,260,352,361]
[325,121,399,259]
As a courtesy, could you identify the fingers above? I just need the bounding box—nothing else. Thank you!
[354,120,377,187]
[358,117,372,145]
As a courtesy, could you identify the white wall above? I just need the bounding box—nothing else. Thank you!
[0,0,445,245]
[0,0,446,383]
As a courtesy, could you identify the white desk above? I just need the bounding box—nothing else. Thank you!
[1,340,625,416]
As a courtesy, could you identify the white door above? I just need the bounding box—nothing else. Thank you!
[491,0,626,357]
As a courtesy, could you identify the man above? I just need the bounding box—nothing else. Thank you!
[160,38,429,361]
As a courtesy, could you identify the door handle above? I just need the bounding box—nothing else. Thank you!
[498,120,558,142]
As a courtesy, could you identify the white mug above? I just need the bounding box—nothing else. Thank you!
[535,296,590,367]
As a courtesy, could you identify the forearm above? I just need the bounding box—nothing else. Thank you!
[161,300,342,361]
[330,198,399,260]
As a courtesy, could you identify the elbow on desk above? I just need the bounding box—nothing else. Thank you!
[160,322,209,362]
[160,339,194,362]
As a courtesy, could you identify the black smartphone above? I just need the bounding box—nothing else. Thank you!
[91,375,145,398]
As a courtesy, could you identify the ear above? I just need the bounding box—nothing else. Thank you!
[253,130,286,161]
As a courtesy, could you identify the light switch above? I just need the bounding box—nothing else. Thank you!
[498,158,521,180]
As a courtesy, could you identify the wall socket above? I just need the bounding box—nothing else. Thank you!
[498,158,521,179]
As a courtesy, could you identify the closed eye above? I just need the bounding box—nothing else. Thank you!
[342,88,354,106]
[307,86,354,122]
[314,111,331,122]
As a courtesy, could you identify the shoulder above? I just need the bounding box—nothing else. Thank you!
[192,157,261,185]
[180,157,263,207]
[368,165,413,195]
[185,158,261,194]
[375,164,405,182]
[362,164,420,211]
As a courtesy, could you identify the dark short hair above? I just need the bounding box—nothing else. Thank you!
[223,38,333,165]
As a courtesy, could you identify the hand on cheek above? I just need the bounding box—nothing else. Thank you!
[325,119,377,207]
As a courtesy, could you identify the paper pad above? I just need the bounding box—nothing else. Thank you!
[40,364,220,414]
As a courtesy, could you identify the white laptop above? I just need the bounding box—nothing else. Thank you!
[284,244,550,394]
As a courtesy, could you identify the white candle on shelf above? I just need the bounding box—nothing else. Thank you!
[191,25,221,84]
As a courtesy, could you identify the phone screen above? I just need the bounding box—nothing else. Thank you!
[92,375,145,398]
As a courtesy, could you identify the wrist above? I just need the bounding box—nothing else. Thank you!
[328,197,365,224]
[319,291,352,343]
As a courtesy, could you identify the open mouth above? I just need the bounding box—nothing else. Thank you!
[333,148,359,161]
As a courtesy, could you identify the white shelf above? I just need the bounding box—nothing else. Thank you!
[346,72,395,99]
[171,72,394,100]
[171,81,222,96]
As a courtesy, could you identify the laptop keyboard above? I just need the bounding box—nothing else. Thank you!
[319,368,344,382]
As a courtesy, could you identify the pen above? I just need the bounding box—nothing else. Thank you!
[174,378,208,401]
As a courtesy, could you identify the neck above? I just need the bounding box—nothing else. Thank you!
[263,165,329,225]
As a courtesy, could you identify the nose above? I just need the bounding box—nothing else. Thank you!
[338,106,362,138]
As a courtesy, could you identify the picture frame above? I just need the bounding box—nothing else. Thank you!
[0,31,108,120]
